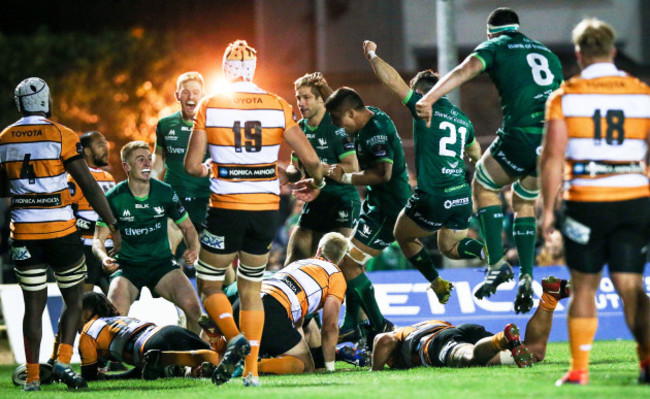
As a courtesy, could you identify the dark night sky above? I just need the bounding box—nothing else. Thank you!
[0,0,254,36]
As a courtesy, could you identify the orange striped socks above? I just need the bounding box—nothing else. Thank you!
[490,331,508,351]
[240,309,264,377]
[568,317,598,372]
[203,293,240,341]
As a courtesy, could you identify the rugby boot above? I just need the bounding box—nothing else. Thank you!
[198,314,227,352]
[22,381,41,392]
[640,359,650,384]
[242,372,261,387]
[542,276,570,300]
[336,342,370,367]
[142,349,163,380]
[474,257,514,299]
[514,274,534,314]
[430,276,454,304]
[12,363,53,387]
[212,333,251,386]
[338,324,362,344]
[503,323,534,368]
[53,364,88,389]
[555,369,589,386]
[196,362,216,379]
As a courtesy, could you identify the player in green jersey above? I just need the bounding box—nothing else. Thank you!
[94,141,203,334]
[153,72,210,256]
[363,40,484,305]
[303,86,412,346]
[415,7,563,314]
[284,72,360,265]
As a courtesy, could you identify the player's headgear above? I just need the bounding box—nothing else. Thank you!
[223,40,257,82]
[14,77,51,115]
[486,8,520,35]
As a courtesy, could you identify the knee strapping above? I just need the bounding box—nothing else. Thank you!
[347,241,374,266]
[55,262,87,289]
[237,263,266,282]
[195,259,227,281]
[474,160,502,191]
[512,181,540,200]
[14,267,48,291]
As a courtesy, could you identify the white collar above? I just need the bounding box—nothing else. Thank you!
[580,63,627,79]
[229,81,266,94]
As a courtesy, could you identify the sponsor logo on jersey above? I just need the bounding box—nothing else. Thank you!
[200,230,224,250]
[76,218,92,231]
[11,130,43,137]
[317,138,328,149]
[12,193,62,208]
[448,161,459,168]
[336,210,349,222]
[167,146,185,154]
[217,164,277,181]
[10,246,31,261]
[135,203,149,209]
[441,167,463,175]
[372,238,390,247]
[153,206,165,217]
[443,197,470,209]
[168,129,176,136]
[123,222,162,237]
[358,224,373,238]
[120,209,134,222]
[306,133,316,139]
[181,126,191,131]
[234,97,262,104]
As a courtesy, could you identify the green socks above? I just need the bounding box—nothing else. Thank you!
[513,217,536,276]
[407,249,439,281]
[341,285,362,330]
[347,273,385,330]
[457,237,485,260]
[477,205,504,265]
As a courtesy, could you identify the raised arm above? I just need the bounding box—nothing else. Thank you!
[364,40,410,101]
[415,55,484,126]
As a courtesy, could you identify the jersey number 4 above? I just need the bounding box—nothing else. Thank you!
[232,121,262,152]
[20,154,37,184]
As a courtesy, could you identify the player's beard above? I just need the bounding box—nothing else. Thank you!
[93,154,109,167]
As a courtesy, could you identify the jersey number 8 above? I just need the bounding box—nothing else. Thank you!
[526,53,555,86]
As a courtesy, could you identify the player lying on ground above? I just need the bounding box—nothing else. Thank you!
[370,276,569,370]
[76,292,222,382]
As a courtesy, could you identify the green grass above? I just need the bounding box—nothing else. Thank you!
[1,341,648,398]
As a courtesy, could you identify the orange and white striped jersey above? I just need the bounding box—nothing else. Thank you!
[79,315,159,366]
[546,63,650,202]
[262,257,346,324]
[67,168,116,245]
[194,81,298,211]
[0,116,83,240]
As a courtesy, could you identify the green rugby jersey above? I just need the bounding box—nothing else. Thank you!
[293,112,360,203]
[472,31,563,134]
[355,107,411,215]
[155,111,210,197]
[97,179,188,264]
[403,90,474,193]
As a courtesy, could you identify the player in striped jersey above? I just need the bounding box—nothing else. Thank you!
[78,292,220,381]
[0,77,121,391]
[68,131,116,293]
[371,276,569,370]
[541,18,650,386]
[185,40,324,386]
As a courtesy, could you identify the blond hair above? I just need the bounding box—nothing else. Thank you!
[120,141,149,162]
[294,73,325,99]
[572,18,615,59]
[176,71,204,91]
[318,232,349,265]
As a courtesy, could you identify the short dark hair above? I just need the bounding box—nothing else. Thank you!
[80,131,102,150]
[325,87,365,114]
[409,70,439,93]
[487,8,519,27]
[82,292,120,318]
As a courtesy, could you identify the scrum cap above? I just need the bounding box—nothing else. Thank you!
[14,77,50,115]
[223,40,257,82]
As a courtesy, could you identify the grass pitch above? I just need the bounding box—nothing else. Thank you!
[1,340,647,398]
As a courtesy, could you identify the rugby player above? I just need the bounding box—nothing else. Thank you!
[93,141,202,334]
[371,276,569,370]
[68,131,116,294]
[301,86,412,347]
[184,39,324,386]
[284,72,360,265]
[363,40,484,303]
[152,72,211,258]
[541,18,650,385]
[415,7,563,314]
[0,77,121,391]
